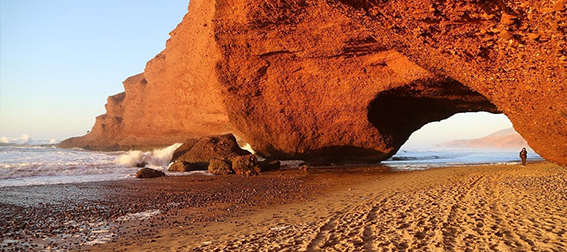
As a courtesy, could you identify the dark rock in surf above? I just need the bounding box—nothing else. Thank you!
[168,161,203,172]
[135,168,165,178]
[172,134,251,168]
[259,159,281,172]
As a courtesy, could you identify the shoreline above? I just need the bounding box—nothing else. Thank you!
[97,161,567,251]
[1,166,388,251]
[2,161,565,251]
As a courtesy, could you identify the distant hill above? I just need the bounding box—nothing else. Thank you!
[436,128,530,150]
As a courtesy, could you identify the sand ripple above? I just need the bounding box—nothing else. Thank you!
[192,163,567,251]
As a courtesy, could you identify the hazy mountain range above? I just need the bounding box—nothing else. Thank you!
[436,128,531,150]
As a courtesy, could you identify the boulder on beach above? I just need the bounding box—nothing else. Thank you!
[168,161,203,172]
[135,168,165,179]
[208,158,233,175]
[171,134,251,168]
[232,154,261,176]
[171,138,200,161]
[259,159,281,172]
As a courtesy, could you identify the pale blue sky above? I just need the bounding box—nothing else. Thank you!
[1,0,188,140]
[0,1,513,146]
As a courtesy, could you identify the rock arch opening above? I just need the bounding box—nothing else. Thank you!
[367,78,500,154]
[401,112,515,150]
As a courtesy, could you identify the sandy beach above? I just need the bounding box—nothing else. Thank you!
[2,162,566,251]
[91,162,567,252]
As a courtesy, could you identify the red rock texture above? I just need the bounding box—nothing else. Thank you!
[231,155,261,176]
[61,0,567,165]
[213,0,499,162]
[168,161,201,172]
[171,134,251,165]
[208,158,233,175]
[335,0,567,164]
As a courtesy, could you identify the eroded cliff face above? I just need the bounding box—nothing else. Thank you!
[61,0,567,165]
[213,0,501,162]
[60,0,238,150]
[325,0,567,164]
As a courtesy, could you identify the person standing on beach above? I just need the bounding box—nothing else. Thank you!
[519,147,528,166]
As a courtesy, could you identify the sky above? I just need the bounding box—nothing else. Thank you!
[0,0,188,141]
[0,1,513,147]
[401,112,512,149]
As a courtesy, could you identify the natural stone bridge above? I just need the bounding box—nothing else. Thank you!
[60,0,567,165]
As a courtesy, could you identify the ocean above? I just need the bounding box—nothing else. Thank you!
[382,148,543,171]
[0,143,207,188]
[0,142,547,250]
[0,143,543,188]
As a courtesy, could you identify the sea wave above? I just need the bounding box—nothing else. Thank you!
[0,134,59,146]
[116,143,182,169]
[383,148,543,171]
[0,143,183,187]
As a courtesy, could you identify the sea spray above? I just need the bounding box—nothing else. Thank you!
[1,144,544,187]
[116,209,161,221]
[0,143,204,187]
[116,143,182,169]
[0,145,131,187]
[0,134,59,145]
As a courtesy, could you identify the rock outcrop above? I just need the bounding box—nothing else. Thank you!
[60,0,567,165]
[168,161,201,172]
[232,155,261,176]
[171,134,251,167]
[258,160,281,172]
[208,158,233,175]
[59,1,238,151]
[135,168,166,179]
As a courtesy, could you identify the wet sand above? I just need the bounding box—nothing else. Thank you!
[2,162,567,251]
[0,166,387,251]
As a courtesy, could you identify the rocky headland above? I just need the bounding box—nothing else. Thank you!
[59,0,567,165]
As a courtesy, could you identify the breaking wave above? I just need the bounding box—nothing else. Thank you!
[0,143,184,187]
[383,148,543,171]
[116,143,182,169]
[1,134,59,146]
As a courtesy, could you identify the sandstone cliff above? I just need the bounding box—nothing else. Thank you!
[60,1,237,150]
[61,0,567,165]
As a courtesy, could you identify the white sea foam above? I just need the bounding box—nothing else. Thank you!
[0,143,190,187]
[384,148,543,171]
[116,209,161,221]
[0,134,59,145]
[116,143,182,169]
[0,144,544,187]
